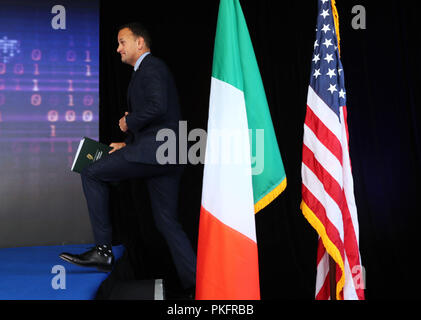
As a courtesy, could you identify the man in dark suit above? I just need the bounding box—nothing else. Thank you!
[59,23,196,292]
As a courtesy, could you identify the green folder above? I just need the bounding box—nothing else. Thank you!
[71,137,112,173]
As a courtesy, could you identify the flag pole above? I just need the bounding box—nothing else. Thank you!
[329,256,337,300]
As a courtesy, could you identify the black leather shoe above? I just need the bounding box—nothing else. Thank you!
[59,246,114,272]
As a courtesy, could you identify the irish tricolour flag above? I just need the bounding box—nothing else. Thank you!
[195,0,286,300]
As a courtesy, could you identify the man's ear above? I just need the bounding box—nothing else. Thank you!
[136,36,145,51]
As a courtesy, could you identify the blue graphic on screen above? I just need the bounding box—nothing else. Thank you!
[0,0,99,244]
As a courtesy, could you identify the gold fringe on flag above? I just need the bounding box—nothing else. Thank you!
[331,0,341,55]
[254,178,287,214]
[300,200,345,300]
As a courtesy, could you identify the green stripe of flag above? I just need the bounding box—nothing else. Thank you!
[212,0,286,212]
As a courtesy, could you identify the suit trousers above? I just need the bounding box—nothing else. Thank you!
[80,148,196,289]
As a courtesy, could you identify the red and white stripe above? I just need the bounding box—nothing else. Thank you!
[302,86,365,300]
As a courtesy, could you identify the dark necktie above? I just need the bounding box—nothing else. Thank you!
[127,70,136,113]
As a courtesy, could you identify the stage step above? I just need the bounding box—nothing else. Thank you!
[0,244,124,300]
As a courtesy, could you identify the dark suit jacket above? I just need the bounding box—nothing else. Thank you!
[123,54,181,164]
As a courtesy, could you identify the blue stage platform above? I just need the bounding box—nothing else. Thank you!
[0,244,124,300]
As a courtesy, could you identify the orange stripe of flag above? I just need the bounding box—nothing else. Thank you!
[195,206,260,300]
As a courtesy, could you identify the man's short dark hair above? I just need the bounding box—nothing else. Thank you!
[118,22,152,48]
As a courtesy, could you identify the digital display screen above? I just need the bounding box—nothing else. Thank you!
[0,0,99,246]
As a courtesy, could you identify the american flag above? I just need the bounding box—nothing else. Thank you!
[300,0,365,300]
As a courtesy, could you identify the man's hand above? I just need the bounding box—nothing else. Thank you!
[109,142,126,154]
[119,112,129,132]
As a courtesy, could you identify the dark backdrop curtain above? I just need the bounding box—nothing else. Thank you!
[96,0,421,299]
